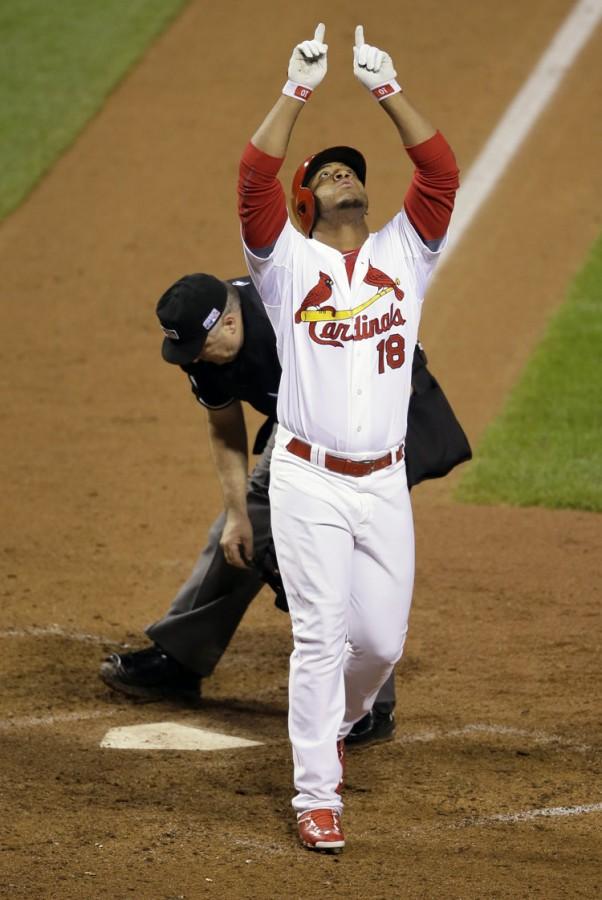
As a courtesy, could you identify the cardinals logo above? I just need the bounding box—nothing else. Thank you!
[295,261,406,349]
[294,271,334,323]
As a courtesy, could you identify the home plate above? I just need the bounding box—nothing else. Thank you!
[100,722,262,751]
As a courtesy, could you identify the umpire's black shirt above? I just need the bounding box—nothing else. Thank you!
[181,277,281,450]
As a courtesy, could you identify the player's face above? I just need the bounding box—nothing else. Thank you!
[309,162,368,214]
[194,312,243,365]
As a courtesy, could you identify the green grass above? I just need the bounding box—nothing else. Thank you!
[0,0,189,220]
[456,233,602,512]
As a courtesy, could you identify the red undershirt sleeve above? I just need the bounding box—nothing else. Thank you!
[238,142,288,252]
[403,131,460,243]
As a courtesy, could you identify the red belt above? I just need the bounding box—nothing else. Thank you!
[286,437,404,477]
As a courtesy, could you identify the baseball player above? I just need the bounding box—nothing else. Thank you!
[238,24,459,851]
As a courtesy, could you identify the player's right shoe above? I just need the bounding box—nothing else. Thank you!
[99,645,201,703]
[297,809,345,853]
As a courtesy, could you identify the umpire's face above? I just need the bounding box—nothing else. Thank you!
[193,306,244,365]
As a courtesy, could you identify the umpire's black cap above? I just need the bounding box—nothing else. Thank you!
[156,273,228,365]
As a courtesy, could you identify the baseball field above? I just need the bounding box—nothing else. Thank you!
[1,1,601,897]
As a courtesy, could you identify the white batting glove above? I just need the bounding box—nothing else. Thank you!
[283,23,328,102]
[353,25,402,101]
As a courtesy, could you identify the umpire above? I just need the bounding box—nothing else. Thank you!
[99,272,470,746]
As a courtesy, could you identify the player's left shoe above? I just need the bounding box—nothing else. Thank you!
[298,809,345,852]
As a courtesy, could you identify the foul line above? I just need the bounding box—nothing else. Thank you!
[399,802,602,836]
[394,722,591,753]
[438,0,602,269]
[0,710,117,731]
[459,802,602,828]
[0,624,126,646]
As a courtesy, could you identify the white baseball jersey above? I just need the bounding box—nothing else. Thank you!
[243,209,446,454]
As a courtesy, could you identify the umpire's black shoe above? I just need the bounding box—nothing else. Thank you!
[345,709,395,748]
[99,645,201,703]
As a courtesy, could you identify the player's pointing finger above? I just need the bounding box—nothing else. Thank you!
[314,23,326,43]
[355,25,365,47]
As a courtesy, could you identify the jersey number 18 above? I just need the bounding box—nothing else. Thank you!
[376,334,405,374]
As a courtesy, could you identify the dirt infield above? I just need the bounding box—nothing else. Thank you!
[1,1,601,897]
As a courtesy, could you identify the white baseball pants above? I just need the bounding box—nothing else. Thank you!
[269,425,415,815]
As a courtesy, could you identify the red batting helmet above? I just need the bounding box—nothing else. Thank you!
[291,146,367,237]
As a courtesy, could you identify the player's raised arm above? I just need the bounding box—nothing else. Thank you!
[239,24,328,252]
[352,25,435,146]
[352,25,459,244]
[250,23,328,158]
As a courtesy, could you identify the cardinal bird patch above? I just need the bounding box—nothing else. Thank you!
[295,272,334,324]
[363,262,405,302]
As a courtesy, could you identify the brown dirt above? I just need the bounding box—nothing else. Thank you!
[1,1,601,897]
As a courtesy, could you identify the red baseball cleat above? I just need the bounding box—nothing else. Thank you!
[298,808,345,852]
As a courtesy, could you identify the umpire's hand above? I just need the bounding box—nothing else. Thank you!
[221,509,253,568]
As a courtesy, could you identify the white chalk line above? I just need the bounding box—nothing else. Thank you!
[0,709,117,731]
[0,624,127,646]
[396,723,591,753]
[462,802,602,827]
[399,802,602,837]
[438,0,602,269]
